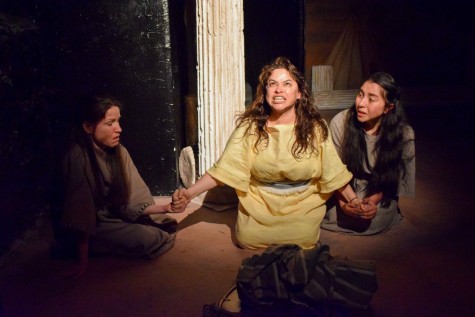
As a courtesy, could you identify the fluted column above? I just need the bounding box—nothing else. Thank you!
[196,0,245,176]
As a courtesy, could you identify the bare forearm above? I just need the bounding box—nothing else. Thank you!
[171,173,221,212]
[185,172,220,199]
[337,183,358,203]
[143,203,170,214]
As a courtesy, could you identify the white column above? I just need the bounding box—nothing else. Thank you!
[196,0,245,176]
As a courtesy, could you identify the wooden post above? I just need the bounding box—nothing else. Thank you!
[312,65,333,92]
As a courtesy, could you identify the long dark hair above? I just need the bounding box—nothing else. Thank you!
[69,95,129,212]
[341,72,407,202]
[236,56,328,158]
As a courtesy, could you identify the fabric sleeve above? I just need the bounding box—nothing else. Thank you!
[318,128,353,194]
[60,145,97,234]
[119,146,155,222]
[207,124,253,192]
[399,125,416,197]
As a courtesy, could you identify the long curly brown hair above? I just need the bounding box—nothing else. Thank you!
[236,56,328,158]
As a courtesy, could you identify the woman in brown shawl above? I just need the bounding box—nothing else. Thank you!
[53,95,180,277]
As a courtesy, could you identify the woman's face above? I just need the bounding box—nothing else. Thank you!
[83,106,122,149]
[355,80,392,132]
[265,68,301,121]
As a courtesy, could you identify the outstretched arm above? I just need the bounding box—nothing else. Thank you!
[142,189,185,214]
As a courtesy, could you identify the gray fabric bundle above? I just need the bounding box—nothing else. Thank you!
[236,244,377,310]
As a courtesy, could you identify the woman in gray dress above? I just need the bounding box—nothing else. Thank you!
[53,95,180,277]
[321,72,415,235]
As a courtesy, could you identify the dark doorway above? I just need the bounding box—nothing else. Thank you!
[6,0,185,195]
[244,0,305,95]
[0,0,186,254]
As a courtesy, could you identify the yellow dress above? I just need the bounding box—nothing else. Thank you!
[207,123,352,249]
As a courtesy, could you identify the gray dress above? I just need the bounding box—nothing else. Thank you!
[321,110,415,235]
[60,144,175,258]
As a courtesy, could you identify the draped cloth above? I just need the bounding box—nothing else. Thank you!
[236,244,377,311]
[324,15,379,90]
[57,144,176,259]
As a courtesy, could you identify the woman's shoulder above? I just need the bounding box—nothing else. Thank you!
[235,118,253,129]
[233,120,255,138]
[328,109,350,134]
[329,109,350,126]
[65,143,86,160]
[117,144,129,155]
[116,144,134,164]
[62,143,89,171]
[402,124,415,140]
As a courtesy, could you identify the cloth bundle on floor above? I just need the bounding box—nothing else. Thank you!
[236,244,377,311]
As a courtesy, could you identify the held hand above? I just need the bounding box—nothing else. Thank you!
[360,198,378,220]
[171,188,190,213]
[341,197,365,218]
[162,203,175,213]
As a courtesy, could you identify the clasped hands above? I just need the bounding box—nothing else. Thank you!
[341,197,378,220]
[170,188,191,213]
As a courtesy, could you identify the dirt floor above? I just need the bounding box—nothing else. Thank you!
[1,106,474,317]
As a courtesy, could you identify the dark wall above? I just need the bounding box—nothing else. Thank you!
[0,2,49,255]
[36,0,183,195]
[244,0,305,94]
[0,0,185,254]
[362,0,474,87]
[305,0,475,88]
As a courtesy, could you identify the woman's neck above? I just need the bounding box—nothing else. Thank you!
[267,111,296,127]
[363,118,382,135]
